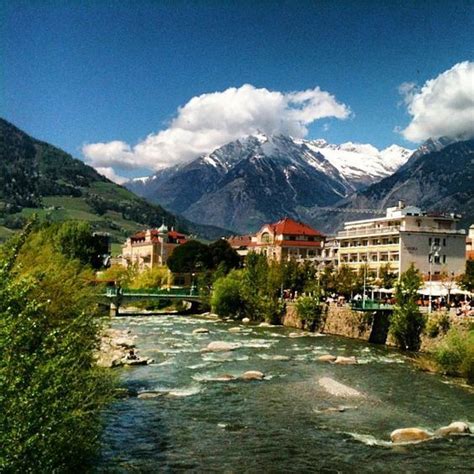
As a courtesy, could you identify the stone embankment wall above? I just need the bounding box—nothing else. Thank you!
[282,302,467,351]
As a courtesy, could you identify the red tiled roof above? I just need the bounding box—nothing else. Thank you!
[227,235,253,247]
[265,217,324,237]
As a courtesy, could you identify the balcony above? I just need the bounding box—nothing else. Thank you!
[337,225,400,238]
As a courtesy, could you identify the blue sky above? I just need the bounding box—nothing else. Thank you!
[1,0,473,180]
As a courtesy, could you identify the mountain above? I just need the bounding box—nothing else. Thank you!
[0,118,228,242]
[126,133,412,233]
[309,139,474,233]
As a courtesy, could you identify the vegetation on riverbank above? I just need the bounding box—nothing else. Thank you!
[0,222,114,472]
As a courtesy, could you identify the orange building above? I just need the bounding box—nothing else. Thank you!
[121,224,187,270]
[250,217,325,262]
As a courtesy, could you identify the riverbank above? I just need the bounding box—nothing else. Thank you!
[282,302,473,382]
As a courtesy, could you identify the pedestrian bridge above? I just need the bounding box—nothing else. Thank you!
[104,286,202,316]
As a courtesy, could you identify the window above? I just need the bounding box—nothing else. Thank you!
[443,238,446,246]
[434,255,440,264]
[429,237,432,246]
[443,255,446,264]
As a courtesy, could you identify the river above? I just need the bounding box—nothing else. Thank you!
[98,315,474,473]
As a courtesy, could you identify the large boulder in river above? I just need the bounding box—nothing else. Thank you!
[318,354,337,362]
[318,377,362,397]
[203,341,240,352]
[334,356,358,365]
[241,370,265,381]
[242,317,251,324]
[435,422,471,437]
[390,428,432,444]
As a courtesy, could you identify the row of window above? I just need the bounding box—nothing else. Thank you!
[340,237,399,248]
[429,255,447,264]
[429,237,447,247]
[341,252,400,263]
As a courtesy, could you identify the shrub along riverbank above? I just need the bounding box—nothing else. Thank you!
[0,222,114,472]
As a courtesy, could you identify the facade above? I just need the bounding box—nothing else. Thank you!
[319,236,339,269]
[336,202,466,279]
[121,224,187,270]
[251,217,325,262]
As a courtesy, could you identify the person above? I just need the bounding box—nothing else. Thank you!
[126,349,138,360]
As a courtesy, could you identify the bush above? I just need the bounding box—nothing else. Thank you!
[296,296,324,331]
[426,312,451,338]
[211,270,246,319]
[434,327,474,382]
[0,225,114,472]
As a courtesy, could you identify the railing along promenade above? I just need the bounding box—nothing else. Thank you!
[349,299,394,311]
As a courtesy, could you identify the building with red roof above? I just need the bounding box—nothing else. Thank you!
[251,217,325,262]
[121,223,187,270]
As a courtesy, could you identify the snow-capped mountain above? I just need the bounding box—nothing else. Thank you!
[301,139,413,188]
[126,133,413,233]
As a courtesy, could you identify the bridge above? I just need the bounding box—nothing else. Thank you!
[104,286,202,316]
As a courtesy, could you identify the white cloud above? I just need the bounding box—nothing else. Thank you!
[83,84,350,171]
[95,166,128,185]
[399,61,474,142]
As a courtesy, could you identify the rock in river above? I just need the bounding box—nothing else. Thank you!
[435,421,471,437]
[390,428,432,444]
[318,354,337,362]
[228,327,241,333]
[193,327,210,334]
[202,341,241,352]
[334,356,358,365]
[318,377,362,397]
[242,317,251,324]
[241,370,265,381]
[137,391,167,399]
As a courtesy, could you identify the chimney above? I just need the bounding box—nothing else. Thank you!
[398,200,406,209]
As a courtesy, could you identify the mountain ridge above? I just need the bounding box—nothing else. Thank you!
[0,118,230,242]
[126,133,413,233]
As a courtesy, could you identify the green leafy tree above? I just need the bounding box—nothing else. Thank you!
[458,260,474,293]
[166,240,212,273]
[208,239,240,273]
[0,225,114,472]
[211,270,247,318]
[378,263,398,289]
[389,264,425,351]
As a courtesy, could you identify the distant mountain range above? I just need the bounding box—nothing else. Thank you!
[126,133,413,233]
[0,119,228,242]
[310,138,474,233]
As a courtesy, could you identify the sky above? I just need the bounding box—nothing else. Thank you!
[1,0,473,182]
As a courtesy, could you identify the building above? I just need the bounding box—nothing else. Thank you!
[251,217,325,262]
[121,224,187,270]
[466,224,474,261]
[336,202,466,280]
[319,236,339,269]
[227,234,254,258]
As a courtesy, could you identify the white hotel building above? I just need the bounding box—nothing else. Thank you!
[336,202,466,280]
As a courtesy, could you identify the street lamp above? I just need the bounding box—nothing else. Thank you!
[428,242,441,313]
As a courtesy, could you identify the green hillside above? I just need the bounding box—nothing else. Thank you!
[0,118,228,245]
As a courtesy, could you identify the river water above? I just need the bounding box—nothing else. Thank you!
[99,315,474,473]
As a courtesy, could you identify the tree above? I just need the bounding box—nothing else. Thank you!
[52,221,110,269]
[129,266,170,289]
[166,240,211,273]
[208,239,240,273]
[211,270,247,318]
[0,225,114,472]
[378,262,397,289]
[389,264,425,351]
[458,260,474,293]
